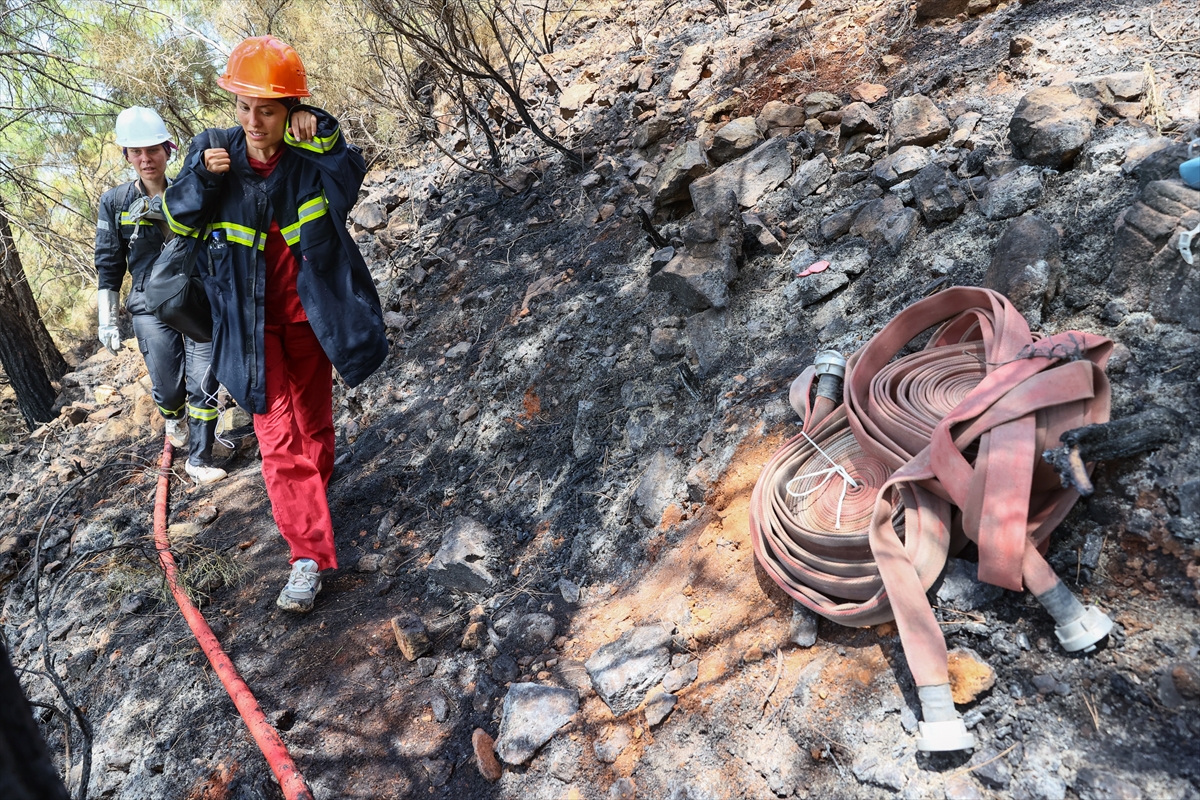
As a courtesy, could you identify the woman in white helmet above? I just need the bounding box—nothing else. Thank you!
[94,106,226,484]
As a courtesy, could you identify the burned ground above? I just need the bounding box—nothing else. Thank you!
[2,0,1200,797]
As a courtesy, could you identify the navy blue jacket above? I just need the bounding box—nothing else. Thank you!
[163,106,387,414]
[95,179,170,315]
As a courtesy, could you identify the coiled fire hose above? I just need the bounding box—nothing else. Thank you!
[750,287,1114,751]
[154,441,314,799]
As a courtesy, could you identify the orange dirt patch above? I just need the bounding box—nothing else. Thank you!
[184,761,238,800]
[567,426,793,715]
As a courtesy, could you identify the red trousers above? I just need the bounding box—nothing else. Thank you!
[253,322,338,570]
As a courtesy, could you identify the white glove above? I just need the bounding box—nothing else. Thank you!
[98,288,121,352]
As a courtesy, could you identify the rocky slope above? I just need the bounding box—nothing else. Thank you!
[2,0,1199,798]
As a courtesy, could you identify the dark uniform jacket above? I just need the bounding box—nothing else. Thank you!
[95,179,169,315]
[162,106,387,414]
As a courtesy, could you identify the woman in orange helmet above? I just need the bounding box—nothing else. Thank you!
[164,36,388,612]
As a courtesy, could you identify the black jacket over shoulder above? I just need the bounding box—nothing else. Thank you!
[95,179,168,315]
[162,106,387,414]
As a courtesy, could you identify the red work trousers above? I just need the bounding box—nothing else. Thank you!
[253,322,338,570]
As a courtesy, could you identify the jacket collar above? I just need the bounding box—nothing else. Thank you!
[228,129,294,195]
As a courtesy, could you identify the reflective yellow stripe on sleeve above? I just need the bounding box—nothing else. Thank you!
[284,125,340,154]
[161,196,199,238]
[206,222,265,250]
[280,193,329,247]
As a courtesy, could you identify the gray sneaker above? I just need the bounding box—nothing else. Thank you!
[276,559,322,612]
[165,418,188,448]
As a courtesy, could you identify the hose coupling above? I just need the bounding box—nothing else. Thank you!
[813,350,847,401]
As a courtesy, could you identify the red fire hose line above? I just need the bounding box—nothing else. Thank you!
[153,441,314,800]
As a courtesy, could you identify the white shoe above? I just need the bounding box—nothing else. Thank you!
[277,559,322,612]
[165,418,189,448]
[185,462,227,485]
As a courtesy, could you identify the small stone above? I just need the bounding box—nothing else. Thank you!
[757,101,806,138]
[916,0,969,19]
[379,554,401,576]
[1010,34,1035,56]
[420,757,452,787]
[1008,85,1100,168]
[351,201,388,231]
[947,647,995,704]
[662,658,698,693]
[609,778,636,800]
[508,613,557,652]
[1172,663,1200,699]
[650,140,710,209]
[492,654,519,683]
[707,117,763,165]
[1032,673,1070,696]
[971,747,1012,789]
[850,82,888,104]
[873,146,932,187]
[840,102,882,135]
[888,94,950,149]
[690,137,792,217]
[431,693,449,722]
[851,749,907,791]
[559,82,599,116]
[495,683,579,765]
[461,621,486,650]
[417,657,438,677]
[743,645,765,663]
[644,687,677,726]
[427,517,496,591]
[649,246,675,276]
[472,729,503,782]
[788,603,819,647]
[804,91,841,117]
[982,166,1044,220]
[790,154,833,199]
[355,554,382,573]
[594,726,632,763]
[558,578,581,604]
[585,625,672,715]
[985,214,1061,324]
[391,612,432,662]
[119,594,145,615]
[909,163,966,223]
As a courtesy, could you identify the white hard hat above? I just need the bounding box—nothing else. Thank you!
[114,106,173,148]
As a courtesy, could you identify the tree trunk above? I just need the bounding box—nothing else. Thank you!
[0,209,57,428]
[0,199,68,381]
[0,645,70,800]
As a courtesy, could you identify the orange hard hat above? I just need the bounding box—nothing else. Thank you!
[217,35,310,99]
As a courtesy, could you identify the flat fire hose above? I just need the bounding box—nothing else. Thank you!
[153,442,314,799]
[751,287,1115,751]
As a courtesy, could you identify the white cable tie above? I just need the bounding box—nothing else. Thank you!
[785,433,860,530]
[786,467,837,498]
[802,432,859,488]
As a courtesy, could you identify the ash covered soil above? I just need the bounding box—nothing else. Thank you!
[2,0,1200,798]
